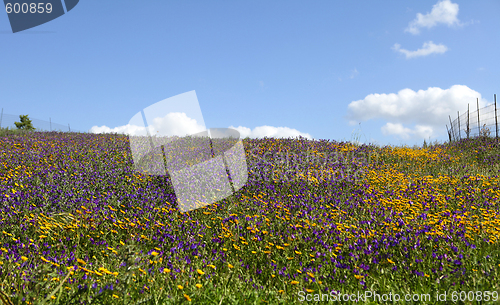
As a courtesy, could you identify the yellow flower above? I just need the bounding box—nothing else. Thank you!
[228,263,234,269]
[296,269,302,274]
[295,251,302,255]
[151,251,159,256]
[291,280,299,285]
[196,284,202,289]
[164,268,171,274]
[21,256,28,261]
[306,289,314,293]
[387,259,395,264]
[99,267,114,275]
[184,294,192,302]
[354,274,364,279]
[112,294,119,298]
[177,285,183,290]
[77,258,86,265]
[197,269,205,275]
[307,272,314,278]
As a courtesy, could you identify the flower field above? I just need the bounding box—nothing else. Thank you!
[0,130,499,304]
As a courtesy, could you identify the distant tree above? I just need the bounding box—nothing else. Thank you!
[14,114,36,131]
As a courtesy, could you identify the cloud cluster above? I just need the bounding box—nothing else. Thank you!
[405,0,461,35]
[89,112,313,140]
[381,123,434,140]
[346,85,490,140]
[393,0,469,59]
[392,41,448,59]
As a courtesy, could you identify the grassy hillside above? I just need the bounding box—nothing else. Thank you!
[0,131,499,304]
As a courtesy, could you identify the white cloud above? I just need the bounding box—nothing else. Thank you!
[414,125,435,139]
[228,125,313,140]
[381,123,414,140]
[89,112,205,137]
[150,112,206,136]
[392,41,448,59]
[405,0,462,35]
[346,85,490,140]
[88,123,148,135]
[381,123,434,140]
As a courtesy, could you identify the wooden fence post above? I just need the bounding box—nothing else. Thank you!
[477,98,480,136]
[449,115,455,141]
[467,103,470,139]
[446,125,452,143]
[495,94,498,140]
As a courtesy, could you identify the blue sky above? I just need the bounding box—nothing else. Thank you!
[1,0,499,146]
